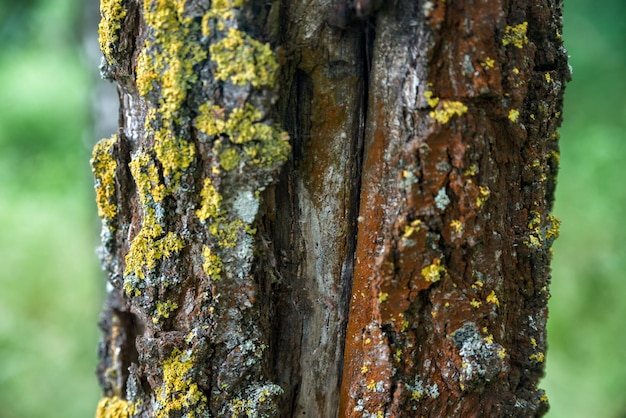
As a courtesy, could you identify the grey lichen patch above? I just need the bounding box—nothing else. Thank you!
[435,187,450,211]
[452,323,508,392]
[233,190,259,224]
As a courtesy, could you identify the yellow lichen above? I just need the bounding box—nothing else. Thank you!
[421,259,446,283]
[411,390,422,401]
[91,135,118,223]
[195,102,290,169]
[201,0,246,36]
[125,229,185,280]
[470,299,482,308]
[367,380,377,391]
[153,300,179,324]
[210,27,279,88]
[502,22,529,49]
[96,396,139,418]
[219,148,241,171]
[485,334,494,344]
[209,218,244,249]
[508,109,520,122]
[464,164,478,177]
[155,349,207,418]
[546,213,561,240]
[196,178,222,222]
[430,100,468,124]
[378,292,389,303]
[498,348,507,359]
[361,364,369,374]
[201,245,223,280]
[403,219,422,238]
[137,0,207,119]
[529,351,545,363]
[128,152,167,205]
[486,290,500,307]
[450,219,463,234]
[476,185,490,208]
[481,57,495,69]
[153,127,195,178]
[124,153,185,284]
[424,90,440,108]
[98,0,127,64]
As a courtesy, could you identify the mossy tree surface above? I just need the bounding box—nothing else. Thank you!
[93,0,568,417]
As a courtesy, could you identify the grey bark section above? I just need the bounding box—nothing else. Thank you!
[268,0,366,415]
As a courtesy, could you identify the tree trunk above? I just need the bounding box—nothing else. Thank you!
[92,0,569,417]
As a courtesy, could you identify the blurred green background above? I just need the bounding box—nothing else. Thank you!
[0,0,624,417]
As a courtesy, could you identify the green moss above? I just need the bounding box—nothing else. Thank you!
[210,27,279,88]
[155,349,208,418]
[430,100,468,124]
[502,22,529,49]
[91,135,118,224]
[98,0,127,64]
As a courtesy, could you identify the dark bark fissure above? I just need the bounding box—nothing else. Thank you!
[267,7,375,415]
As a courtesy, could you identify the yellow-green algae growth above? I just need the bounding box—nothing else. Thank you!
[98,0,127,64]
[155,349,208,418]
[91,135,118,224]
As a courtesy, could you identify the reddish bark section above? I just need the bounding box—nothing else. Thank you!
[340,0,568,416]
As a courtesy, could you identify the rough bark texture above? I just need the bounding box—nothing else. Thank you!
[92,0,569,417]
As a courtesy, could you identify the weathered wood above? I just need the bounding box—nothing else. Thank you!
[340,0,568,416]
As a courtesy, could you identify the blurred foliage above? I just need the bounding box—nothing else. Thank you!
[544,0,626,417]
[0,0,623,417]
[0,0,101,417]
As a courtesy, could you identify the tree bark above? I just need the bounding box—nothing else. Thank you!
[92,0,569,417]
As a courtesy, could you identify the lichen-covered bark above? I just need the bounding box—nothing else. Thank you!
[92,0,568,417]
[94,0,288,416]
[339,0,569,416]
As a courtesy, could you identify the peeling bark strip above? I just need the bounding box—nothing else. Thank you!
[339,0,568,416]
[92,0,568,417]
